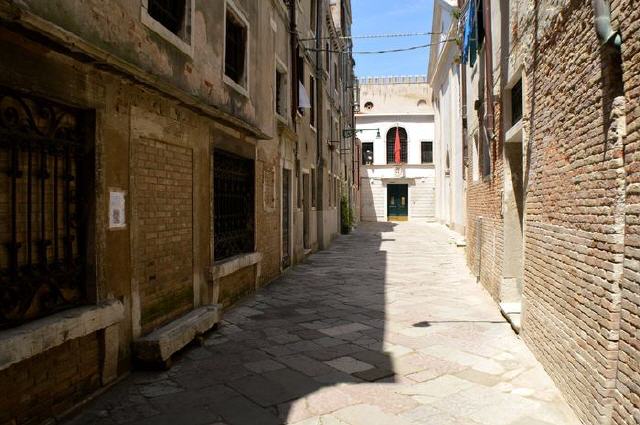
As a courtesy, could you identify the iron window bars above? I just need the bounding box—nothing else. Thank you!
[421,141,433,164]
[213,150,254,261]
[386,127,408,164]
[0,88,89,329]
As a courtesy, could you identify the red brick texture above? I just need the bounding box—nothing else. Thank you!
[616,1,640,423]
[133,138,194,334]
[464,1,640,424]
[0,333,101,425]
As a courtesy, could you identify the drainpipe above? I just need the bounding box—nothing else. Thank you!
[315,0,325,247]
[482,0,495,139]
[289,0,298,127]
[592,0,622,48]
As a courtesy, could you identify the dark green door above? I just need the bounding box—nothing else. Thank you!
[387,184,408,221]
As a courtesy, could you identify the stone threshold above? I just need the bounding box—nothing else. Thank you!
[133,304,222,367]
[499,302,522,334]
[0,300,124,372]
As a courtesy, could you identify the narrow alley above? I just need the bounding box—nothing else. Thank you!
[66,223,581,425]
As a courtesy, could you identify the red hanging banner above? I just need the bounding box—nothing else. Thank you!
[394,126,401,164]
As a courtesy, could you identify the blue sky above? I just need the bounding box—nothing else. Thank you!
[352,0,434,77]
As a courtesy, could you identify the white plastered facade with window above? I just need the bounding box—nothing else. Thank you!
[428,0,466,235]
[356,76,436,222]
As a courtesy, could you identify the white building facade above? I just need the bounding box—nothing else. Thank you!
[356,76,436,222]
[428,0,466,235]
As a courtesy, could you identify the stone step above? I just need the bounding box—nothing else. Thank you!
[133,304,222,367]
[499,302,522,334]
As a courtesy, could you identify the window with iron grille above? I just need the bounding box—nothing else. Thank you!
[213,150,254,261]
[0,88,93,329]
[225,9,247,86]
[311,169,317,208]
[421,141,433,164]
[362,142,374,165]
[148,0,186,35]
[386,127,408,164]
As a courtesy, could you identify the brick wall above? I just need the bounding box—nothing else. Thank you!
[256,157,282,286]
[219,265,256,309]
[133,138,194,334]
[616,0,640,423]
[518,2,628,424]
[0,333,101,425]
[465,104,505,301]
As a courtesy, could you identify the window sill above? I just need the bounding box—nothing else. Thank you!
[310,125,317,133]
[224,75,250,98]
[276,113,288,124]
[211,252,262,280]
[505,119,523,144]
[0,300,125,371]
[141,8,194,57]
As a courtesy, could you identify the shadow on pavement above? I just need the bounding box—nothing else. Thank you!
[65,222,396,425]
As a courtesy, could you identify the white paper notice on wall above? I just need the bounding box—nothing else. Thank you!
[109,190,126,230]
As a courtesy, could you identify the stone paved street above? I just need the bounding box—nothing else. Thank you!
[66,222,582,425]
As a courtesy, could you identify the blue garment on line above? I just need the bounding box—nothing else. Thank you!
[461,0,475,65]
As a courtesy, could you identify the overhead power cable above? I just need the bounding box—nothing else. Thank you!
[306,39,456,55]
[299,31,441,42]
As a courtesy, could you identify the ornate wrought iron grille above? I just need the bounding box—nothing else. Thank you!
[0,88,89,329]
[213,150,254,261]
[148,0,186,35]
[386,127,408,164]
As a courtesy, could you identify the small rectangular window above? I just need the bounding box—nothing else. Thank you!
[276,69,287,117]
[481,133,491,178]
[325,43,330,72]
[297,54,305,85]
[362,142,374,165]
[296,161,302,209]
[311,169,317,207]
[511,79,523,127]
[296,53,305,113]
[225,9,247,86]
[149,0,186,35]
[334,63,338,91]
[310,75,316,127]
[310,0,317,33]
[421,142,433,164]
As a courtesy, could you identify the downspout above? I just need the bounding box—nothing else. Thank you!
[315,0,325,247]
[592,0,622,48]
[482,0,495,139]
[289,0,298,127]
[316,0,323,170]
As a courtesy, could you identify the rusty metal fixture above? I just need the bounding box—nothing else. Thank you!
[592,0,622,48]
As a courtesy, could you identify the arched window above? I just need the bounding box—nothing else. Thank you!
[386,127,408,164]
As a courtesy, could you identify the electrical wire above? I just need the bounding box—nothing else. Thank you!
[306,39,457,55]
[299,31,441,42]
